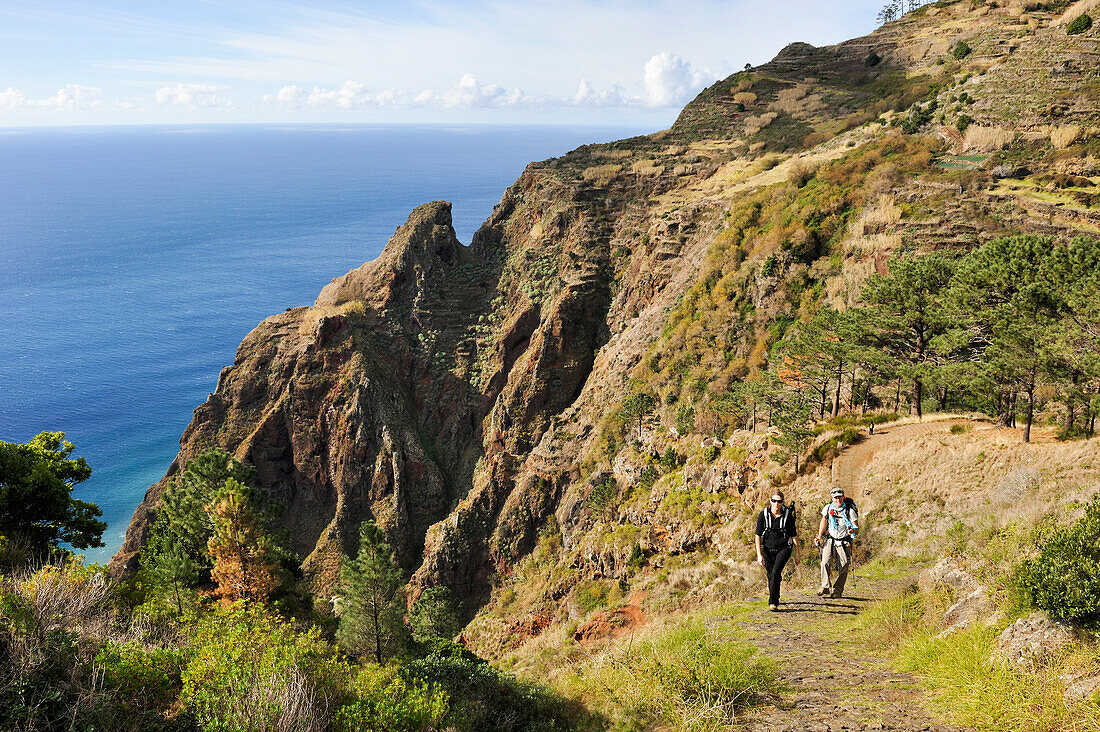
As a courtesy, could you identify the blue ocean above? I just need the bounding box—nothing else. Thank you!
[0,124,646,563]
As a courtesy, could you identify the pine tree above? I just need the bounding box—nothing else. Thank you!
[206,478,280,603]
[145,535,198,612]
[862,254,956,418]
[337,521,408,663]
[409,586,462,641]
[153,449,256,576]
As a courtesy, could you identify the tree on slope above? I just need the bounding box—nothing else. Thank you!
[337,520,408,663]
[207,478,281,603]
[862,254,956,418]
[952,235,1066,442]
[0,431,105,561]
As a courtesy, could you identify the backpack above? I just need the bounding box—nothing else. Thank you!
[763,505,795,543]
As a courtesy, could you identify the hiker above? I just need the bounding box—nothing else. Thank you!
[814,487,858,598]
[755,489,800,612]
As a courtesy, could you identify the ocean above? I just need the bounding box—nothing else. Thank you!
[0,123,647,564]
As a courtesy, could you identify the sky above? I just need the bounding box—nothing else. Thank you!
[0,1,883,127]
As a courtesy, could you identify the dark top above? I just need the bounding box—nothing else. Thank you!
[756,506,797,551]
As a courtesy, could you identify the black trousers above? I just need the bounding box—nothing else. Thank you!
[762,544,792,606]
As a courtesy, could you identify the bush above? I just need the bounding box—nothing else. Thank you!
[956,114,973,132]
[96,642,185,712]
[701,445,720,463]
[1018,498,1100,625]
[181,603,352,732]
[409,586,462,641]
[1067,13,1092,34]
[335,665,448,732]
[839,427,861,445]
[865,51,881,67]
[949,424,972,435]
[402,641,578,731]
[951,41,971,60]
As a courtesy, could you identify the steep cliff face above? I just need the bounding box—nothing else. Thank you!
[113,0,1100,615]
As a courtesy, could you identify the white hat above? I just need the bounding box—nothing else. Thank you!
[831,487,844,497]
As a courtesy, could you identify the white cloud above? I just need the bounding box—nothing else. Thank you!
[33,84,102,110]
[155,83,229,108]
[643,52,712,107]
[0,87,25,110]
[573,77,626,107]
[307,80,369,109]
[417,74,528,109]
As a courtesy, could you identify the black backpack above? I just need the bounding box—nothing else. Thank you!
[763,505,795,539]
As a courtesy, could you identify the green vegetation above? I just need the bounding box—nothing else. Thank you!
[950,41,971,60]
[409,586,462,641]
[337,520,409,663]
[1067,13,1093,35]
[559,615,777,731]
[0,432,105,563]
[852,587,1100,731]
[1018,497,1100,625]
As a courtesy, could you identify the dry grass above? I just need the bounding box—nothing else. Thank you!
[732,91,757,106]
[962,125,1015,153]
[770,84,823,117]
[743,112,778,137]
[1051,124,1082,150]
[582,164,623,186]
[632,159,665,176]
[1056,0,1100,24]
[856,195,903,235]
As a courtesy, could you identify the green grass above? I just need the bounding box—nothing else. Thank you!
[850,589,1100,731]
[556,612,778,732]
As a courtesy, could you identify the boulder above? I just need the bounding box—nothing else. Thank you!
[940,585,994,632]
[918,557,980,595]
[1065,675,1100,703]
[994,613,1079,668]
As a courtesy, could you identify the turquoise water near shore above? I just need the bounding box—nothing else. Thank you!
[0,123,646,563]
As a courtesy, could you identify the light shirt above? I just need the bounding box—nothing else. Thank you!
[822,500,858,539]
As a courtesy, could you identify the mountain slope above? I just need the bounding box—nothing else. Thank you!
[112,0,1100,624]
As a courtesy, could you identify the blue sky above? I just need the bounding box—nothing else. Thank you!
[0,1,883,126]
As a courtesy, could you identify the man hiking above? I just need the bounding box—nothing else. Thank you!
[814,487,858,598]
[755,489,800,612]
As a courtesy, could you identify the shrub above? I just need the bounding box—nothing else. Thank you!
[334,665,448,732]
[839,427,861,445]
[956,114,973,132]
[865,51,881,67]
[402,641,578,731]
[96,641,185,711]
[1067,13,1093,34]
[949,423,972,435]
[181,603,352,732]
[951,41,971,60]
[1018,497,1100,625]
[701,445,720,463]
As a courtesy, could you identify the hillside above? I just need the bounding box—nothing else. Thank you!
[112,0,1099,671]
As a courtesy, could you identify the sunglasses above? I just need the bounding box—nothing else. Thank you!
[770,498,783,503]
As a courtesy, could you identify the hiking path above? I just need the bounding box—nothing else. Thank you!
[736,420,975,731]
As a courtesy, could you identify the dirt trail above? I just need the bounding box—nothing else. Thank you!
[737,581,968,732]
[736,420,974,731]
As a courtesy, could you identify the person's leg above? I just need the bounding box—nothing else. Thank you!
[832,540,851,597]
[819,538,833,594]
[769,545,792,606]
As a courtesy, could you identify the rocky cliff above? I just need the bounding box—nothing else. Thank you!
[112,0,1100,618]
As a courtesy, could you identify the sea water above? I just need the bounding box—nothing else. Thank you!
[0,124,646,563]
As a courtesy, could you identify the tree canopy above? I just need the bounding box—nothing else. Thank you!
[0,431,105,558]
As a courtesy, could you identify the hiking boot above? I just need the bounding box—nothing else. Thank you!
[831,591,843,599]
[817,588,831,597]
[768,603,778,612]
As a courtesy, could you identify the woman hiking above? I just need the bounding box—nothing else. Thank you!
[755,489,800,611]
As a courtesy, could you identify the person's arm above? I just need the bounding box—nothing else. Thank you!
[788,512,801,564]
[755,533,765,567]
[849,506,859,538]
[814,513,827,547]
